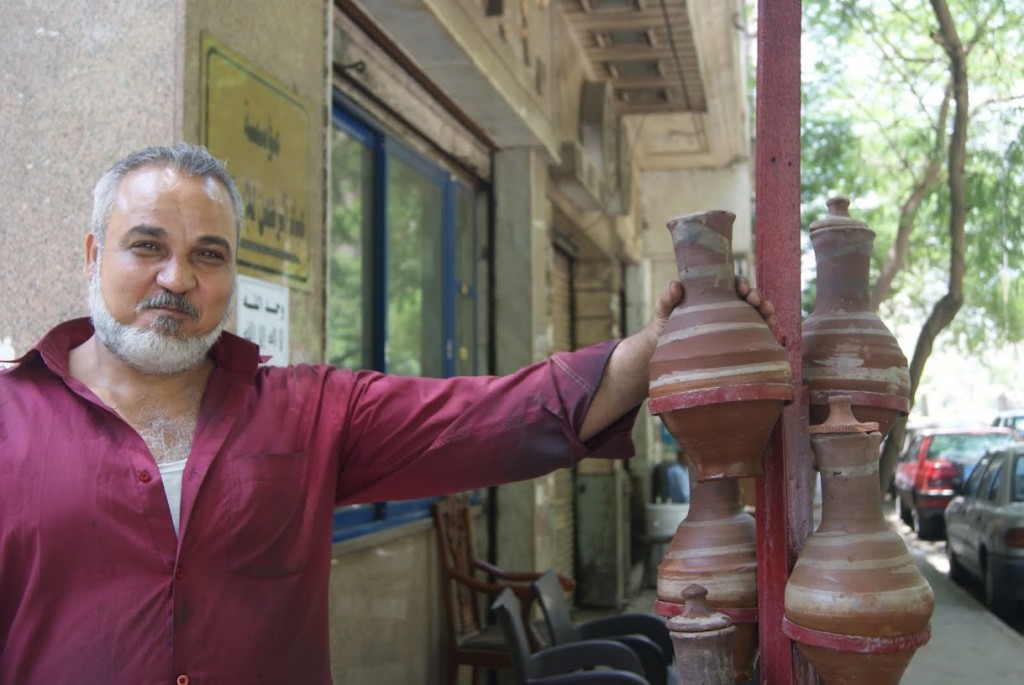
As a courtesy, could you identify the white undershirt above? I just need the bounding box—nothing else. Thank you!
[158,457,188,536]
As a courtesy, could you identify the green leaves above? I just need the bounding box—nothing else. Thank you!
[799,0,1024,349]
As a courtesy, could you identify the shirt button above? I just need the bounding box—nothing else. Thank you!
[176,675,189,685]
[175,565,185,579]
[138,470,152,483]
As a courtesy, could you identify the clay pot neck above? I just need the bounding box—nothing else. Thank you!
[667,211,737,302]
[687,478,744,522]
[813,432,887,530]
[809,227,875,313]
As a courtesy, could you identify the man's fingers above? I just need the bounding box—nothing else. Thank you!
[735,276,751,298]
[733,277,778,330]
[656,281,683,318]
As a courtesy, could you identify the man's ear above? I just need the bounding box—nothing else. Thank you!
[84,232,99,277]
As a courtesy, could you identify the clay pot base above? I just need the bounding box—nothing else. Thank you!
[796,644,915,685]
[658,398,784,480]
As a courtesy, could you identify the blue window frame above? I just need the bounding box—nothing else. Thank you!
[329,92,483,542]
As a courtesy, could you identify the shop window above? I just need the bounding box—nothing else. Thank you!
[329,93,485,541]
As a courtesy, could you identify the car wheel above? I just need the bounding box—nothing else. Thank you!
[983,560,1006,617]
[980,558,1022,622]
[912,507,941,540]
[945,542,968,584]
[896,494,912,526]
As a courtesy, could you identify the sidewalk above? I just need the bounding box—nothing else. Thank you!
[597,510,1024,683]
[899,528,1024,684]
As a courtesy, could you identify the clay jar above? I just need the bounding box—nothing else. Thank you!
[656,478,758,683]
[802,197,910,436]
[783,397,934,685]
[649,210,792,480]
[667,584,735,685]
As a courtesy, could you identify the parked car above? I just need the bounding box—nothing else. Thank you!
[992,411,1024,437]
[944,444,1024,619]
[881,421,927,498]
[893,427,1021,540]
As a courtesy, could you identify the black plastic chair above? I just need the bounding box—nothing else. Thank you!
[532,570,676,685]
[491,589,651,685]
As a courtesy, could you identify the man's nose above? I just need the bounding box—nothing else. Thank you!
[155,256,196,293]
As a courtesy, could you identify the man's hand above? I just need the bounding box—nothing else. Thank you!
[646,277,778,341]
[734,276,778,329]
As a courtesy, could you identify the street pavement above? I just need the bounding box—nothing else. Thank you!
[894,510,1024,684]
[612,502,1024,683]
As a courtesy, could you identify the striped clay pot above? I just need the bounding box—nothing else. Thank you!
[649,210,792,480]
[655,478,759,683]
[802,197,910,437]
[784,397,934,685]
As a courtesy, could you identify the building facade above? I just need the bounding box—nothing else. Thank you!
[0,1,753,682]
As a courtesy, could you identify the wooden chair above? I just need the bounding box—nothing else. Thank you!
[491,588,650,684]
[432,493,575,685]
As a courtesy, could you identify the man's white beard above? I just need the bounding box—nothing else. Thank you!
[88,261,233,376]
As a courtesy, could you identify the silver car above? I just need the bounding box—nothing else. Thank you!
[992,411,1024,437]
[944,444,1024,620]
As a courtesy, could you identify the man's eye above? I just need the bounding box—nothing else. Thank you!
[132,242,160,251]
[199,250,226,261]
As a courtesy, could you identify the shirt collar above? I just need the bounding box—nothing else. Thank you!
[10,317,263,377]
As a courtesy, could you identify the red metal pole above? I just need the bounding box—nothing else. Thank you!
[754,1,817,683]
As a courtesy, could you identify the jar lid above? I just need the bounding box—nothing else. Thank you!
[808,395,879,434]
[666,584,733,632]
[809,197,870,232]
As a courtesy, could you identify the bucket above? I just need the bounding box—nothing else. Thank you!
[646,502,690,539]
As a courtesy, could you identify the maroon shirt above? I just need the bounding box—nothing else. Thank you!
[0,318,637,685]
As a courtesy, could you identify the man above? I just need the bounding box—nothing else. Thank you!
[667,449,691,504]
[0,143,775,684]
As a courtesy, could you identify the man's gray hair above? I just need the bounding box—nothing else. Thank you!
[91,143,244,243]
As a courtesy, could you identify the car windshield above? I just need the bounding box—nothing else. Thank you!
[926,433,1019,466]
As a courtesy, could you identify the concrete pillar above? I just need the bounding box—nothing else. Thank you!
[492,146,552,572]
[0,0,327,361]
[0,1,185,352]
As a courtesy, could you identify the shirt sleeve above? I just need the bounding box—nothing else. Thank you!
[331,340,640,504]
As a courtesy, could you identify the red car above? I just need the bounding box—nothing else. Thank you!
[893,427,1022,540]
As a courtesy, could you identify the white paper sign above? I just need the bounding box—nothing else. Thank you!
[235,274,289,366]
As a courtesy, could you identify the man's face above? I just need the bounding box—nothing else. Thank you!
[85,165,238,374]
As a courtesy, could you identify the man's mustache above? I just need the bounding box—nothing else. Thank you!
[136,293,200,320]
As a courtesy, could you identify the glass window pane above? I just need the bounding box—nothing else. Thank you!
[328,127,373,370]
[978,461,1000,499]
[986,462,1003,501]
[386,154,443,377]
[963,455,989,496]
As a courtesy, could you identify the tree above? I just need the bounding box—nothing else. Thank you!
[801,0,1024,491]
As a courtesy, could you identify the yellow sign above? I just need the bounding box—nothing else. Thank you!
[200,33,310,286]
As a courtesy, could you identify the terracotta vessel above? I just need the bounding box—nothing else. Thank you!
[656,478,758,682]
[802,197,910,436]
[649,210,792,480]
[784,396,934,685]
[667,584,735,685]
